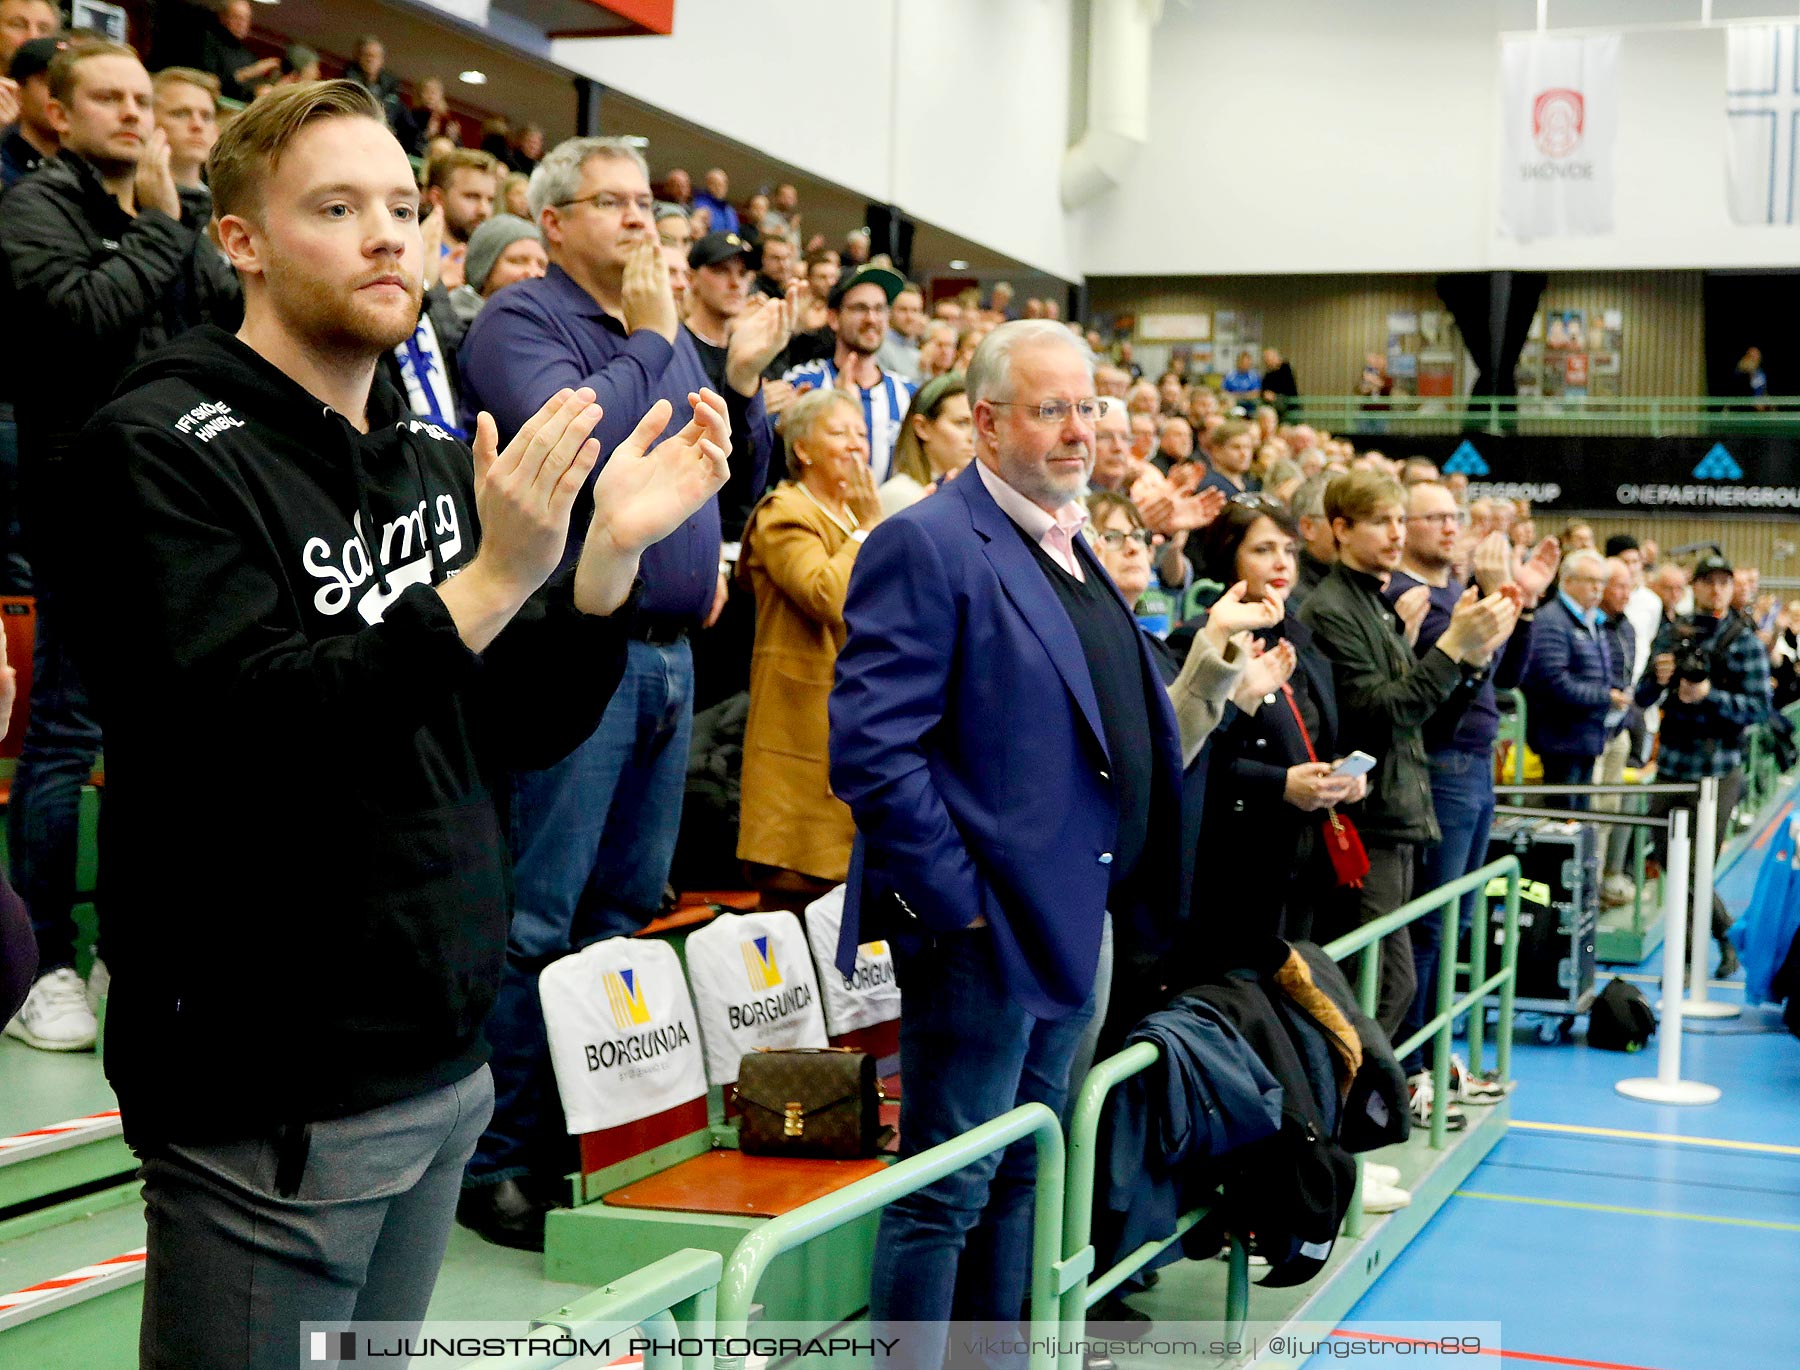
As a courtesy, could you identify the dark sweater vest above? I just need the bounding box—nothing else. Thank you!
[1015,524,1157,892]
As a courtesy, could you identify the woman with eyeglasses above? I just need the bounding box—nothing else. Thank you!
[880,373,974,516]
[1189,500,1367,968]
[736,390,881,905]
[1082,491,1182,638]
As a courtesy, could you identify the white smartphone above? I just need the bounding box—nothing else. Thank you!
[1332,751,1377,778]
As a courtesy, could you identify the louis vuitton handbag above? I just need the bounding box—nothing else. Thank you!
[734,1047,885,1159]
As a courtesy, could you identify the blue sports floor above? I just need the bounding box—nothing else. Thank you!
[1319,783,1800,1370]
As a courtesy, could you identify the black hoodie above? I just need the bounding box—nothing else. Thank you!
[69,326,633,1148]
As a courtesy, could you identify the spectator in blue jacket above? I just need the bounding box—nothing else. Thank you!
[456,134,791,1248]
[1521,548,1626,810]
[690,166,739,235]
[1221,350,1261,405]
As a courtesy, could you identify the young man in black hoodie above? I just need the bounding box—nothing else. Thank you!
[69,79,732,1370]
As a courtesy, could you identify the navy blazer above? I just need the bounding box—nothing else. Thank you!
[829,467,1186,1019]
[1521,596,1615,758]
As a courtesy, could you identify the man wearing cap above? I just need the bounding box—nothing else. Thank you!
[782,264,918,482]
[446,212,546,326]
[1636,550,1771,976]
[685,229,776,539]
[1,34,60,189]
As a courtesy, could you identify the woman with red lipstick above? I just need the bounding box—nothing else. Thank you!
[1191,499,1366,966]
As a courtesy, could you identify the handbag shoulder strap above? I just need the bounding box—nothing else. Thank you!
[1280,682,1319,764]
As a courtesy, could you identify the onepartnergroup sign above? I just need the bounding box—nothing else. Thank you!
[1429,437,1800,513]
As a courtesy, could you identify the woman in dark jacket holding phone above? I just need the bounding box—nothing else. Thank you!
[1193,500,1366,968]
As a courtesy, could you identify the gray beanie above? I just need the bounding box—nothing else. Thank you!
[465,214,542,294]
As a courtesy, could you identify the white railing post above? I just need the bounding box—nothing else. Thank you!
[1618,810,1721,1105]
[1683,777,1740,1019]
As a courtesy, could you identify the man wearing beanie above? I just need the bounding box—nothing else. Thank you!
[448,213,546,326]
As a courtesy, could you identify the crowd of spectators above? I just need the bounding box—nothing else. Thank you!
[0,16,1790,1368]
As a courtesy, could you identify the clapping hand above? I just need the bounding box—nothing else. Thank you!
[621,238,678,343]
[441,389,605,649]
[1234,636,1297,709]
[0,78,18,130]
[1471,531,1513,596]
[578,390,731,614]
[725,283,799,396]
[1202,580,1282,655]
[1512,536,1560,607]
[1394,583,1431,647]
[132,127,181,220]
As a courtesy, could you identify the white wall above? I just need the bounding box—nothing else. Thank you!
[1076,0,1800,276]
[551,0,1079,280]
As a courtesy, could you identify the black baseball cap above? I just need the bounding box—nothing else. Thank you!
[1692,551,1733,581]
[688,231,753,270]
[828,263,905,310]
[8,37,69,84]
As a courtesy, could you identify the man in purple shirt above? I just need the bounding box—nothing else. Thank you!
[456,135,791,1248]
[1384,481,1555,1100]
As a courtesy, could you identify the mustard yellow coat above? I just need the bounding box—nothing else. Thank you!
[736,482,860,882]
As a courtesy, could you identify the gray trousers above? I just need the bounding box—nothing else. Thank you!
[138,1066,494,1370]
[1357,844,1417,1045]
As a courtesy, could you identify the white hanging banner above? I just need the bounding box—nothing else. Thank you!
[1725,24,1800,226]
[1498,34,1620,240]
[684,911,829,1086]
[801,885,901,1037]
[539,938,706,1135]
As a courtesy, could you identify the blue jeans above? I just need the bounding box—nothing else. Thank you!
[1537,751,1596,810]
[9,581,101,972]
[1405,751,1496,1075]
[466,638,694,1186]
[873,928,1098,1370]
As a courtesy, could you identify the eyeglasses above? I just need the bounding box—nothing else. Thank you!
[1406,510,1471,526]
[1093,528,1154,551]
[990,398,1106,424]
[555,191,655,218]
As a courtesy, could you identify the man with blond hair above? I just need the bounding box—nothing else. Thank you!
[1300,470,1517,1040]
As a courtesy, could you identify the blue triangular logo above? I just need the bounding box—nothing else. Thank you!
[1693,444,1743,480]
[1442,441,1490,477]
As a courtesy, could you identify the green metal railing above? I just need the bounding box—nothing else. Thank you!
[1743,701,1800,818]
[712,1102,1068,1370]
[1287,394,1800,439]
[497,859,1530,1370]
[476,1248,722,1369]
[1056,856,1523,1367]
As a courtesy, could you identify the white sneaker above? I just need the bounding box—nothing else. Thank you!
[1407,1070,1468,1131]
[1361,1178,1412,1214]
[86,958,109,1016]
[4,968,99,1051]
[1364,1161,1402,1188]
[1449,1052,1515,1104]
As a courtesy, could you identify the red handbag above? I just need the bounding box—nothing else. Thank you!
[1281,683,1371,889]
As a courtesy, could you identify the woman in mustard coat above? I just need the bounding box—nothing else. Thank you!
[738,389,885,902]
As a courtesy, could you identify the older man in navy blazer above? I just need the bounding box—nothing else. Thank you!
[830,321,1185,1366]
